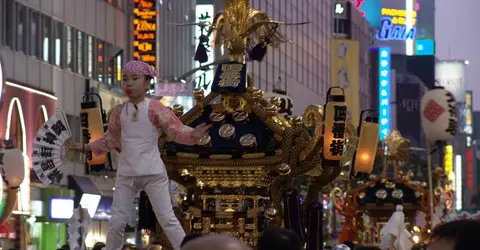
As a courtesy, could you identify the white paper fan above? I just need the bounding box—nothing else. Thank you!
[32,112,74,185]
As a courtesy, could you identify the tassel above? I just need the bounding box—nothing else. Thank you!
[194,35,209,63]
[249,42,268,61]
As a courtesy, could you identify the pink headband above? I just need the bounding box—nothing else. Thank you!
[122,60,159,78]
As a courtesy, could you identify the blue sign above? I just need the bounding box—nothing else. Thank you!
[351,0,382,28]
[415,39,435,55]
[378,47,391,139]
[376,17,416,41]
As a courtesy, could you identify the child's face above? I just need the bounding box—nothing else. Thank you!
[122,72,150,99]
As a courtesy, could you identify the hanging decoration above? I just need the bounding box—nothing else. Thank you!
[420,87,457,142]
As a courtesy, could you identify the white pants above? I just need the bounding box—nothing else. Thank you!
[106,174,186,250]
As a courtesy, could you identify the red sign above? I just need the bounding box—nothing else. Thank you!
[466,148,473,189]
[350,0,365,16]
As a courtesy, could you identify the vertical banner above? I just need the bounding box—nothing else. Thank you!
[444,145,454,190]
[331,39,360,127]
[465,91,473,136]
[80,102,106,166]
[396,83,422,146]
[378,47,391,140]
[133,0,157,68]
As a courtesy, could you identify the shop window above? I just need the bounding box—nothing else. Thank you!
[42,15,52,63]
[29,10,40,57]
[77,31,85,75]
[4,0,14,47]
[15,3,26,52]
[65,25,73,70]
[97,40,105,82]
[54,21,64,67]
[87,35,94,78]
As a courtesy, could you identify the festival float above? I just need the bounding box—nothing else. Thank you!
[136,0,380,249]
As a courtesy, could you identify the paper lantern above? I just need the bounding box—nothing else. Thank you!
[264,91,294,117]
[0,148,25,188]
[80,102,107,166]
[420,87,457,142]
[323,87,347,161]
[354,116,379,174]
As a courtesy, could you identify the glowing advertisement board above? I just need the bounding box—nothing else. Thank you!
[444,145,454,189]
[465,91,473,135]
[376,17,416,41]
[455,154,462,210]
[350,0,382,28]
[378,47,391,139]
[133,0,156,67]
[466,148,473,190]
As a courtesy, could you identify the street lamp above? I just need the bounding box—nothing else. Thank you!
[352,109,380,176]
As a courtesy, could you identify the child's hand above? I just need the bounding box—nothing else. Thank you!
[192,123,212,140]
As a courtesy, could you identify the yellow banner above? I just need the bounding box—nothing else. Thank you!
[331,39,360,127]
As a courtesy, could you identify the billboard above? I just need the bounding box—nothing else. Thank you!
[435,61,466,103]
[396,83,422,146]
[350,0,382,28]
[378,47,391,139]
[331,40,360,127]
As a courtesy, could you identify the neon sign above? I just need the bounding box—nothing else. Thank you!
[466,148,473,189]
[133,0,156,67]
[381,8,417,25]
[348,0,381,28]
[376,17,416,41]
[350,0,365,16]
[465,91,473,135]
[378,47,391,139]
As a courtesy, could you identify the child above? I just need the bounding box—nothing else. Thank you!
[73,60,211,250]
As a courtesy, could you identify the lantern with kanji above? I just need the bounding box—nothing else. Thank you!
[420,87,457,142]
[0,147,25,225]
[323,87,347,161]
[354,114,379,174]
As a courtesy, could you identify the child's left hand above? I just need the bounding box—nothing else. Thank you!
[192,123,212,140]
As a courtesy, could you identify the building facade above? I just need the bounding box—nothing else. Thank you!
[0,0,128,248]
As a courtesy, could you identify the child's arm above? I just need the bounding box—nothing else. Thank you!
[88,104,122,155]
[149,101,198,146]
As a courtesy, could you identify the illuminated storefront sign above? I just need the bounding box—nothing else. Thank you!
[466,148,473,190]
[415,39,435,55]
[133,0,156,67]
[455,154,462,210]
[378,47,391,139]
[376,17,416,41]
[465,91,473,135]
[381,8,417,25]
[444,145,454,190]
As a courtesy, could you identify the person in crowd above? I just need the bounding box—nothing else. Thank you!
[180,233,203,248]
[92,242,106,250]
[181,235,250,250]
[257,228,302,250]
[122,243,136,250]
[427,220,480,250]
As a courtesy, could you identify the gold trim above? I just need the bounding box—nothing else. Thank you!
[176,152,200,158]
[242,153,265,159]
[209,154,233,160]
